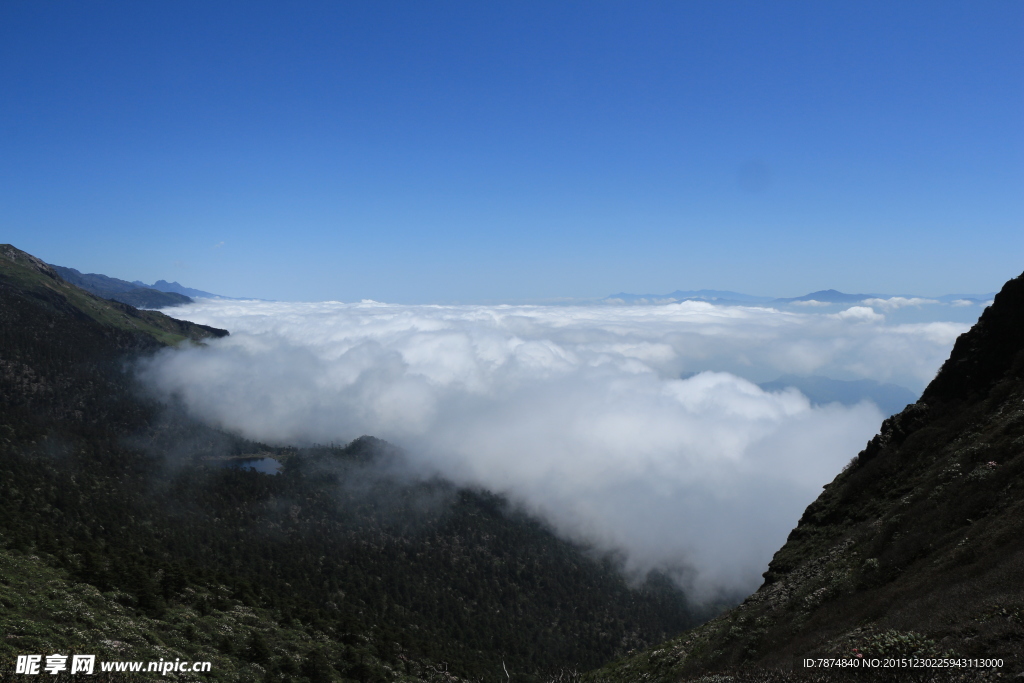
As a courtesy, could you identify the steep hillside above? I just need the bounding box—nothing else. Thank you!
[589,270,1024,682]
[1,244,226,434]
[1,245,223,346]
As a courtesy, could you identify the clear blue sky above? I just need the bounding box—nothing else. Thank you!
[2,1,1021,302]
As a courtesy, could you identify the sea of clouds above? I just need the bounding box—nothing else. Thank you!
[140,299,969,600]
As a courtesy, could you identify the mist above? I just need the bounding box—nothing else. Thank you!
[139,299,967,600]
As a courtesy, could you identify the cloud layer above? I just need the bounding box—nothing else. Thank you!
[140,300,967,599]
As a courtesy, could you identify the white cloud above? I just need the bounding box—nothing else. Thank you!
[140,299,967,600]
[791,299,831,307]
[832,305,886,322]
[861,296,939,310]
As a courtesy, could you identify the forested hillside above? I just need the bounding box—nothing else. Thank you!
[588,272,1024,681]
[0,244,706,682]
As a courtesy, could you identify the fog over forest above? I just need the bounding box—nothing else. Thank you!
[142,299,968,599]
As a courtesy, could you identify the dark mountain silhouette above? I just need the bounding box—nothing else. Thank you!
[588,273,1024,681]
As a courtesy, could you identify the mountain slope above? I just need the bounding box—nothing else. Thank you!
[589,270,1024,681]
[2,245,224,346]
[51,264,193,308]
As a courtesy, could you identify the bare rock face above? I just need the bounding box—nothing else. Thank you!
[1,243,61,279]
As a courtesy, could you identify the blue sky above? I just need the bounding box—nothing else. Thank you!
[2,1,1021,302]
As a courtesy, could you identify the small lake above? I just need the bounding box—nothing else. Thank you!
[228,457,283,475]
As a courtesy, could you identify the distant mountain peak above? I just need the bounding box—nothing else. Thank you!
[774,289,876,303]
[135,279,228,299]
[605,289,774,304]
[49,264,193,308]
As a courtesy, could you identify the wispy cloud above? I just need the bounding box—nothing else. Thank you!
[831,305,885,322]
[861,296,939,310]
[140,300,966,599]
